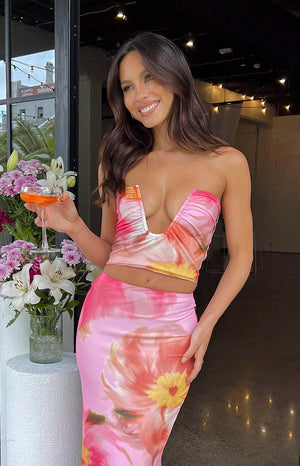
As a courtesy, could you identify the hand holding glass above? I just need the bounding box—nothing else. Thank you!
[20,185,64,253]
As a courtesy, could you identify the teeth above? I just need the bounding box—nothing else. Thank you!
[140,102,159,113]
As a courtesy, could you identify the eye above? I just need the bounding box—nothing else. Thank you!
[144,73,153,83]
[122,84,133,93]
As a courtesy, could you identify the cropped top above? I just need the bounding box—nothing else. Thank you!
[106,185,221,284]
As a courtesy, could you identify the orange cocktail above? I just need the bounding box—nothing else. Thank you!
[20,185,64,253]
[20,191,63,206]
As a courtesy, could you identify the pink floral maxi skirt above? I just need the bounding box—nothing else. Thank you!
[76,273,197,466]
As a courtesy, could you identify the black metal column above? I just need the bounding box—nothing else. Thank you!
[54,0,79,182]
[4,0,12,158]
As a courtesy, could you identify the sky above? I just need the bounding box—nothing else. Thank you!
[0,49,55,123]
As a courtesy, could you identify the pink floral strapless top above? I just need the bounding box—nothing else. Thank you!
[106,185,221,283]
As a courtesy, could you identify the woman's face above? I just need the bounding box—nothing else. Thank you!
[119,51,174,131]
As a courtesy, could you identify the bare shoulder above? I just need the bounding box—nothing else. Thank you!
[216,145,249,167]
[215,146,250,183]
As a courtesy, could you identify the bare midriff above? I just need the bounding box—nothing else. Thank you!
[103,264,196,294]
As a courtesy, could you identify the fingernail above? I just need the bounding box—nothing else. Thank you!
[182,357,187,363]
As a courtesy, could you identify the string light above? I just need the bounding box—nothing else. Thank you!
[12,58,55,72]
[218,84,223,89]
[289,409,295,415]
[250,96,254,100]
[11,63,55,92]
[262,108,266,114]
[278,78,286,85]
[284,104,290,111]
[261,426,267,434]
[261,99,266,106]
[242,95,246,99]
[213,106,219,112]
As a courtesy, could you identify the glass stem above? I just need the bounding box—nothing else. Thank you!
[41,208,49,250]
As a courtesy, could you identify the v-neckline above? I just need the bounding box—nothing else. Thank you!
[125,184,220,236]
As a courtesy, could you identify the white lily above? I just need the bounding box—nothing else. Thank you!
[38,156,77,200]
[7,149,18,171]
[86,264,102,282]
[1,263,40,311]
[32,257,76,304]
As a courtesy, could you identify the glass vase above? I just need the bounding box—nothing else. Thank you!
[30,312,63,363]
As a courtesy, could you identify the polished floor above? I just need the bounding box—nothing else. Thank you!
[163,252,300,466]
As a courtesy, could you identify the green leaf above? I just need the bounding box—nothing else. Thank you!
[6,310,21,327]
[86,411,106,425]
[114,408,141,420]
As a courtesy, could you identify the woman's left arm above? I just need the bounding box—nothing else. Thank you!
[183,148,253,382]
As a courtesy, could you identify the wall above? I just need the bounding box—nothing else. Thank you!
[234,116,300,253]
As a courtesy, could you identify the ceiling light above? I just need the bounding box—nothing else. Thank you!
[219,47,233,55]
[278,78,286,85]
[116,11,127,20]
[185,39,194,48]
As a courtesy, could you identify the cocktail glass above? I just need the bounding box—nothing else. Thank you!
[20,185,64,253]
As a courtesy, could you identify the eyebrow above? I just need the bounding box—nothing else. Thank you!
[120,69,148,86]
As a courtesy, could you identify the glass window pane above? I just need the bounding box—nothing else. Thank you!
[12,101,54,164]
[0,1,5,99]
[11,1,55,97]
[0,104,7,166]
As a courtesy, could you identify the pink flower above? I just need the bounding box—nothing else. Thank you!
[81,408,132,466]
[0,261,11,280]
[5,258,21,271]
[4,186,17,196]
[13,240,35,250]
[18,159,46,176]
[1,244,15,254]
[14,175,38,193]
[100,323,193,456]
[62,250,81,266]
[7,248,22,262]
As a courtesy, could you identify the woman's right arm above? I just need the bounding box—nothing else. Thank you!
[25,165,117,268]
[64,193,117,268]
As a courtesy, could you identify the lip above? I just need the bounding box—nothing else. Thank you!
[138,100,160,117]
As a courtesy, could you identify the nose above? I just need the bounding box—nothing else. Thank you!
[135,83,149,101]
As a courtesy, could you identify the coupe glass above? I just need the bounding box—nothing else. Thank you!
[20,185,64,253]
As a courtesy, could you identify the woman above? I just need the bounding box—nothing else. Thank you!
[27,32,252,465]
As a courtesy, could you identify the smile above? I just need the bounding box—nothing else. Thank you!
[139,101,160,115]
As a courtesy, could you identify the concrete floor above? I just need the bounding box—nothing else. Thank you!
[163,252,300,466]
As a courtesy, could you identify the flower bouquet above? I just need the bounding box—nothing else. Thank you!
[0,150,76,246]
[0,239,99,362]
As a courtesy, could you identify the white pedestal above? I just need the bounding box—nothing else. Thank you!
[0,296,30,415]
[4,352,82,466]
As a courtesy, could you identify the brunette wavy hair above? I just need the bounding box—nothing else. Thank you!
[99,31,225,203]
